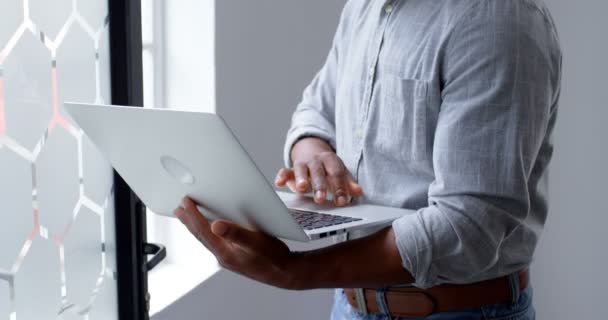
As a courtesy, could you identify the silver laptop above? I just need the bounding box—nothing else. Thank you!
[64,103,410,242]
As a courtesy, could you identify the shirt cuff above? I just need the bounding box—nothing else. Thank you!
[283,125,337,168]
[391,207,439,288]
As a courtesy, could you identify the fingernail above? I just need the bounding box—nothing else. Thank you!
[212,222,228,236]
[315,190,324,200]
[297,181,308,192]
[337,196,347,206]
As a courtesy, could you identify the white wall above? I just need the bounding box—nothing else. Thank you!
[164,0,215,112]
[531,1,608,319]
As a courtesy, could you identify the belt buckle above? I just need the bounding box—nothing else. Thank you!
[354,288,369,315]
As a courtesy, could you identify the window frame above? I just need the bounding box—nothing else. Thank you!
[107,1,149,319]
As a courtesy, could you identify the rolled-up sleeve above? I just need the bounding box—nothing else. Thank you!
[392,2,561,288]
[283,4,354,168]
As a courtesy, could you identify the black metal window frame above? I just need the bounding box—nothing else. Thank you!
[108,1,149,320]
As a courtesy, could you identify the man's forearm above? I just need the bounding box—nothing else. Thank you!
[287,227,414,290]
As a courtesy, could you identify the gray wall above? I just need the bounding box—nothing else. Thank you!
[157,0,607,319]
[215,0,347,181]
[531,0,608,319]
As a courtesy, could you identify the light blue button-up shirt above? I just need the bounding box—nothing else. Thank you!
[284,0,562,288]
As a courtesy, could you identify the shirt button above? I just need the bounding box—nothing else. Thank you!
[356,128,364,139]
[384,3,394,14]
[368,67,375,79]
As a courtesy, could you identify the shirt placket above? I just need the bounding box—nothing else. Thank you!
[354,0,396,180]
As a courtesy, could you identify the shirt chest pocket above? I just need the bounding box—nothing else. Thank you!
[368,75,438,163]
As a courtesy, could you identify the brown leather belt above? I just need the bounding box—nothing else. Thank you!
[344,269,529,318]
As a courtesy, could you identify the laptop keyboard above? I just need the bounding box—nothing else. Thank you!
[289,209,362,231]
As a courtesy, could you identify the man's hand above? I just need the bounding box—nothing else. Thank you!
[275,137,363,206]
[175,196,413,290]
[174,197,302,289]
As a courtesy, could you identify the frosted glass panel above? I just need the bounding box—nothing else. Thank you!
[36,126,80,235]
[3,31,53,151]
[0,280,8,320]
[64,207,103,309]
[83,135,114,206]
[0,2,22,48]
[0,149,33,271]
[29,0,72,40]
[56,23,97,119]
[88,271,119,320]
[0,0,118,319]
[14,238,62,319]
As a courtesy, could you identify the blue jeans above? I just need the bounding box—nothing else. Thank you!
[330,274,535,320]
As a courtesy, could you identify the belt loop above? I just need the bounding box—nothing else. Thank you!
[507,272,520,304]
[375,288,391,315]
[354,288,369,315]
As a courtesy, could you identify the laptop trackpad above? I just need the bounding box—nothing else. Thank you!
[281,193,341,212]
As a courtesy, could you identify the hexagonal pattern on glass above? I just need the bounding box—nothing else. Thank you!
[0,148,33,270]
[36,127,80,236]
[14,238,62,319]
[103,194,116,275]
[0,279,9,319]
[61,311,83,320]
[2,1,118,318]
[61,310,84,320]
[82,133,113,205]
[76,0,108,33]
[56,22,96,119]
[88,277,118,320]
[3,31,53,151]
[29,0,72,40]
[0,1,22,48]
[64,206,102,310]
[98,27,111,103]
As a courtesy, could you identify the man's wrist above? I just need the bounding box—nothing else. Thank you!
[283,249,341,290]
[281,251,322,290]
[282,251,309,290]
